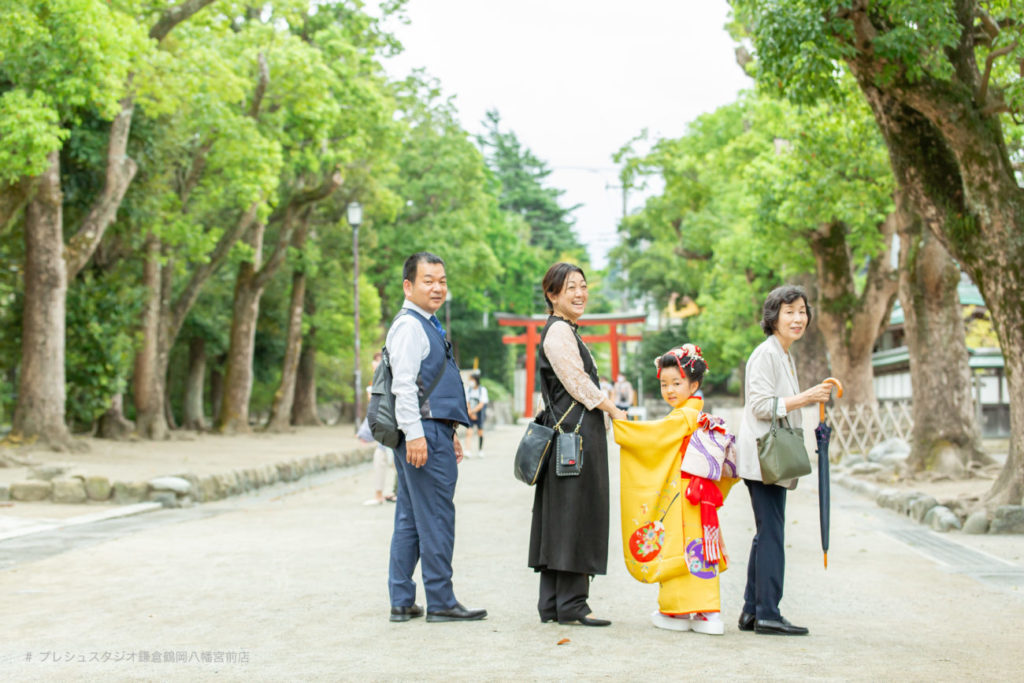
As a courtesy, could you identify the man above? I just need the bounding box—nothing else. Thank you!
[386,252,487,623]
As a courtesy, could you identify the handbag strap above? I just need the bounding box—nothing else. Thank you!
[769,396,792,430]
[552,401,578,431]
[567,402,585,434]
[539,321,591,434]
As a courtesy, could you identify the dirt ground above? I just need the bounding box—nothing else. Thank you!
[0,425,366,520]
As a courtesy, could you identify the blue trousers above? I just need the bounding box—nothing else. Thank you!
[742,479,787,621]
[388,420,458,611]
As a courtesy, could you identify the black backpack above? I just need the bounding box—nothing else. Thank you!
[366,333,445,448]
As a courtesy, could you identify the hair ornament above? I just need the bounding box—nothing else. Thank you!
[654,343,708,378]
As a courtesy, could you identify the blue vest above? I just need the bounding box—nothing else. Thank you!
[403,310,471,427]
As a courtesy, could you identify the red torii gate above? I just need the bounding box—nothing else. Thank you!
[496,312,646,418]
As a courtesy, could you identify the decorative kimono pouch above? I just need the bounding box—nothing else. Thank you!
[681,413,738,481]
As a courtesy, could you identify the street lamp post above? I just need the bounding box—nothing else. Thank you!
[348,201,363,428]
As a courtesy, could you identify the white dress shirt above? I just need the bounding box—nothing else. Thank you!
[384,300,434,442]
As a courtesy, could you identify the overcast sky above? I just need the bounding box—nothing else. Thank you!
[381,0,751,268]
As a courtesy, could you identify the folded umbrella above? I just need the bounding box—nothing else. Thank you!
[815,377,843,569]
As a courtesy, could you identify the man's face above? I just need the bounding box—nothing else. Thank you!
[403,261,447,314]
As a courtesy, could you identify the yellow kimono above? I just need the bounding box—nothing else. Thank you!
[613,398,738,615]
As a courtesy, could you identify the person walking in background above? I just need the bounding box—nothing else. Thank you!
[613,374,635,413]
[528,262,627,627]
[735,285,834,636]
[362,351,396,506]
[464,373,489,458]
[386,252,486,624]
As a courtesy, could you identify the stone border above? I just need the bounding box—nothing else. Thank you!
[0,446,375,508]
[834,472,1024,535]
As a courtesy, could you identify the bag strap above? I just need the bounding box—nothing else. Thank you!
[567,402,585,434]
[552,401,578,432]
[769,396,792,430]
[381,311,446,401]
[539,320,592,432]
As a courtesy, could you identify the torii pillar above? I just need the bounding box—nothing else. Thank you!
[497,312,646,417]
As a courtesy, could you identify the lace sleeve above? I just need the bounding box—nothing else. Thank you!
[542,321,605,410]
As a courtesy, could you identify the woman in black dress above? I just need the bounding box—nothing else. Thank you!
[528,263,628,626]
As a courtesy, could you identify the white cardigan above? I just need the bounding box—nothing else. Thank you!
[736,335,804,488]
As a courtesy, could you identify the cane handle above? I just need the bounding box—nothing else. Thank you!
[819,377,843,422]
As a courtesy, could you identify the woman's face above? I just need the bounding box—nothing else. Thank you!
[774,297,808,348]
[548,271,588,322]
[659,365,700,409]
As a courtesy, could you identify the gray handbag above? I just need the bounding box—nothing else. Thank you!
[756,396,811,485]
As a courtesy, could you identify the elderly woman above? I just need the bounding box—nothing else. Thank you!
[528,263,627,626]
[736,285,833,636]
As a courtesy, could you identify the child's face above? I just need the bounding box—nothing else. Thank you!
[659,365,700,408]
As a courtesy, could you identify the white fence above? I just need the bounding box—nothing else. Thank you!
[827,400,913,460]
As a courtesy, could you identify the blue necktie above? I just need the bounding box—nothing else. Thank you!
[429,315,446,340]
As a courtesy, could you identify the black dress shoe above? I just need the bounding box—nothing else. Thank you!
[738,612,755,632]
[558,614,611,627]
[389,604,423,623]
[426,602,487,622]
[754,616,809,636]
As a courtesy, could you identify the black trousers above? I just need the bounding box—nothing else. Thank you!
[742,479,787,621]
[538,570,590,621]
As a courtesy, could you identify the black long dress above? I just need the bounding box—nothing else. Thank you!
[527,316,609,576]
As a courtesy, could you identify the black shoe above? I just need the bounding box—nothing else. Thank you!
[389,604,423,623]
[426,602,487,622]
[754,616,809,636]
[738,612,755,632]
[558,614,611,627]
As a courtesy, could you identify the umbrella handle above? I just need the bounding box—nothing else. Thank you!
[818,377,844,422]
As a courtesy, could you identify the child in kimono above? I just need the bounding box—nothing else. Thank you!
[613,344,739,635]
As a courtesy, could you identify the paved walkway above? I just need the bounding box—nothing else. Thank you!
[2,424,1023,680]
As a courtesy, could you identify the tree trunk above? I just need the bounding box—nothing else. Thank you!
[164,374,178,430]
[807,218,898,408]
[846,64,1024,505]
[64,96,137,281]
[791,273,831,390]
[896,195,989,476]
[216,224,266,433]
[183,336,207,430]
[209,358,225,425]
[11,152,71,447]
[133,234,170,439]
[97,393,135,440]
[267,269,306,432]
[5,1,216,447]
[215,194,333,433]
[292,310,322,427]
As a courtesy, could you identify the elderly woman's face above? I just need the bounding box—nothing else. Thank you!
[549,272,588,322]
[774,298,808,346]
